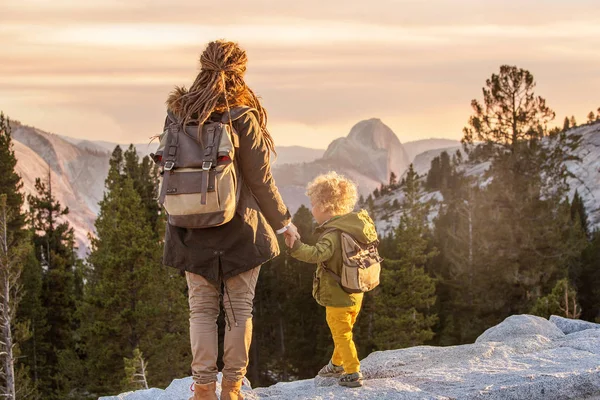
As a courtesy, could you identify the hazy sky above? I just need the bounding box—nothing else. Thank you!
[1,0,599,149]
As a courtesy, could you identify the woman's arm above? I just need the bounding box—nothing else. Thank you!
[234,112,291,231]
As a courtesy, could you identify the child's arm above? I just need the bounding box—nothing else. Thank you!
[289,234,335,264]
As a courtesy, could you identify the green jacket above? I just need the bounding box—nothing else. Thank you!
[290,210,378,307]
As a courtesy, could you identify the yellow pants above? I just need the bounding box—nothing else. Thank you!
[325,300,362,374]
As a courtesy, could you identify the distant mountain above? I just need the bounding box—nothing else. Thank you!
[13,122,111,257]
[60,136,324,165]
[273,118,411,213]
[59,136,159,158]
[273,146,325,165]
[13,128,326,255]
[11,119,600,256]
[403,138,462,162]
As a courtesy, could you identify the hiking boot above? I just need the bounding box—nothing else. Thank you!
[189,381,218,400]
[318,360,344,377]
[221,379,244,400]
[339,371,363,388]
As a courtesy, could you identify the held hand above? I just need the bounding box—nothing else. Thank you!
[285,234,296,248]
[284,223,301,240]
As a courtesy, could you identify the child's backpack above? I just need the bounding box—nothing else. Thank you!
[151,107,255,229]
[321,228,383,293]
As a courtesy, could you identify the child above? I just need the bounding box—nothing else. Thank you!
[285,171,379,388]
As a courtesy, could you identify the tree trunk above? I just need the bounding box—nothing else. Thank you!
[0,196,17,400]
[1,275,17,400]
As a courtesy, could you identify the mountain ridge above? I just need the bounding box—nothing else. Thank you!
[273,118,411,213]
[372,121,600,236]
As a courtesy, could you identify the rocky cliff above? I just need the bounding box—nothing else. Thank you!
[12,122,111,257]
[99,314,600,400]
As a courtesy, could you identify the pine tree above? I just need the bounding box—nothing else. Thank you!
[0,114,37,399]
[426,152,453,192]
[0,113,26,244]
[371,165,437,350]
[563,117,571,131]
[577,231,600,322]
[122,145,161,234]
[570,116,577,127]
[0,195,32,400]
[530,278,581,319]
[365,194,376,220]
[570,191,589,238]
[462,65,555,155]
[357,195,365,209]
[122,348,149,391]
[78,150,189,395]
[455,66,586,335]
[15,245,47,399]
[439,151,451,190]
[425,156,441,190]
[26,171,82,399]
[570,190,599,323]
[389,172,398,188]
[430,171,487,345]
[587,111,596,124]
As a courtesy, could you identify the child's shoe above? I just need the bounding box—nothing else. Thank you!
[317,360,344,377]
[338,371,363,388]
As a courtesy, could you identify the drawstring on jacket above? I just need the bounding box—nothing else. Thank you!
[218,260,238,331]
[223,280,239,330]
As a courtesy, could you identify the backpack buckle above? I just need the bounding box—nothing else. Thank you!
[164,161,175,171]
[202,161,213,171]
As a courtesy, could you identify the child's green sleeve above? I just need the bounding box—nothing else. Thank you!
[289,234,335,264]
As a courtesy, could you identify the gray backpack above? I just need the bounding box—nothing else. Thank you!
[321,228,383,293]
[152,107,255,228]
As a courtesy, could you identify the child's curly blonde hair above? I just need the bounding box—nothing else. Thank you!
[306,171,358,215]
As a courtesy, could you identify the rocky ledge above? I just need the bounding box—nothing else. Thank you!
[100,314,600,400]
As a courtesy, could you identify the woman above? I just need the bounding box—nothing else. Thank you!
[162,40,299,400]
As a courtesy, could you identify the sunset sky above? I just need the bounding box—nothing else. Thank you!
[1,0,599,149]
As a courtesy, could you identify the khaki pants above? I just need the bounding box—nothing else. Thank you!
[325,299,363,374]
[186,267,260,384]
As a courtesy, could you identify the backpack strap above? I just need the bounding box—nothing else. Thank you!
[166,109,180,124]
[200,124,222,205]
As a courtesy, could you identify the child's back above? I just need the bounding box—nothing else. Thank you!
[291,209,378,308]
[286,172,380,389]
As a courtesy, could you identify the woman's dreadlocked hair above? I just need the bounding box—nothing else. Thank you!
[166,40,275,155]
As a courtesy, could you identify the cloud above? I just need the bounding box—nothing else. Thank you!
[3,0,600,27]
[1,0,599,148]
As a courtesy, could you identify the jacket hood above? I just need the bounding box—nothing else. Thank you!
[317,210,378,243]
[166,87,189,118]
